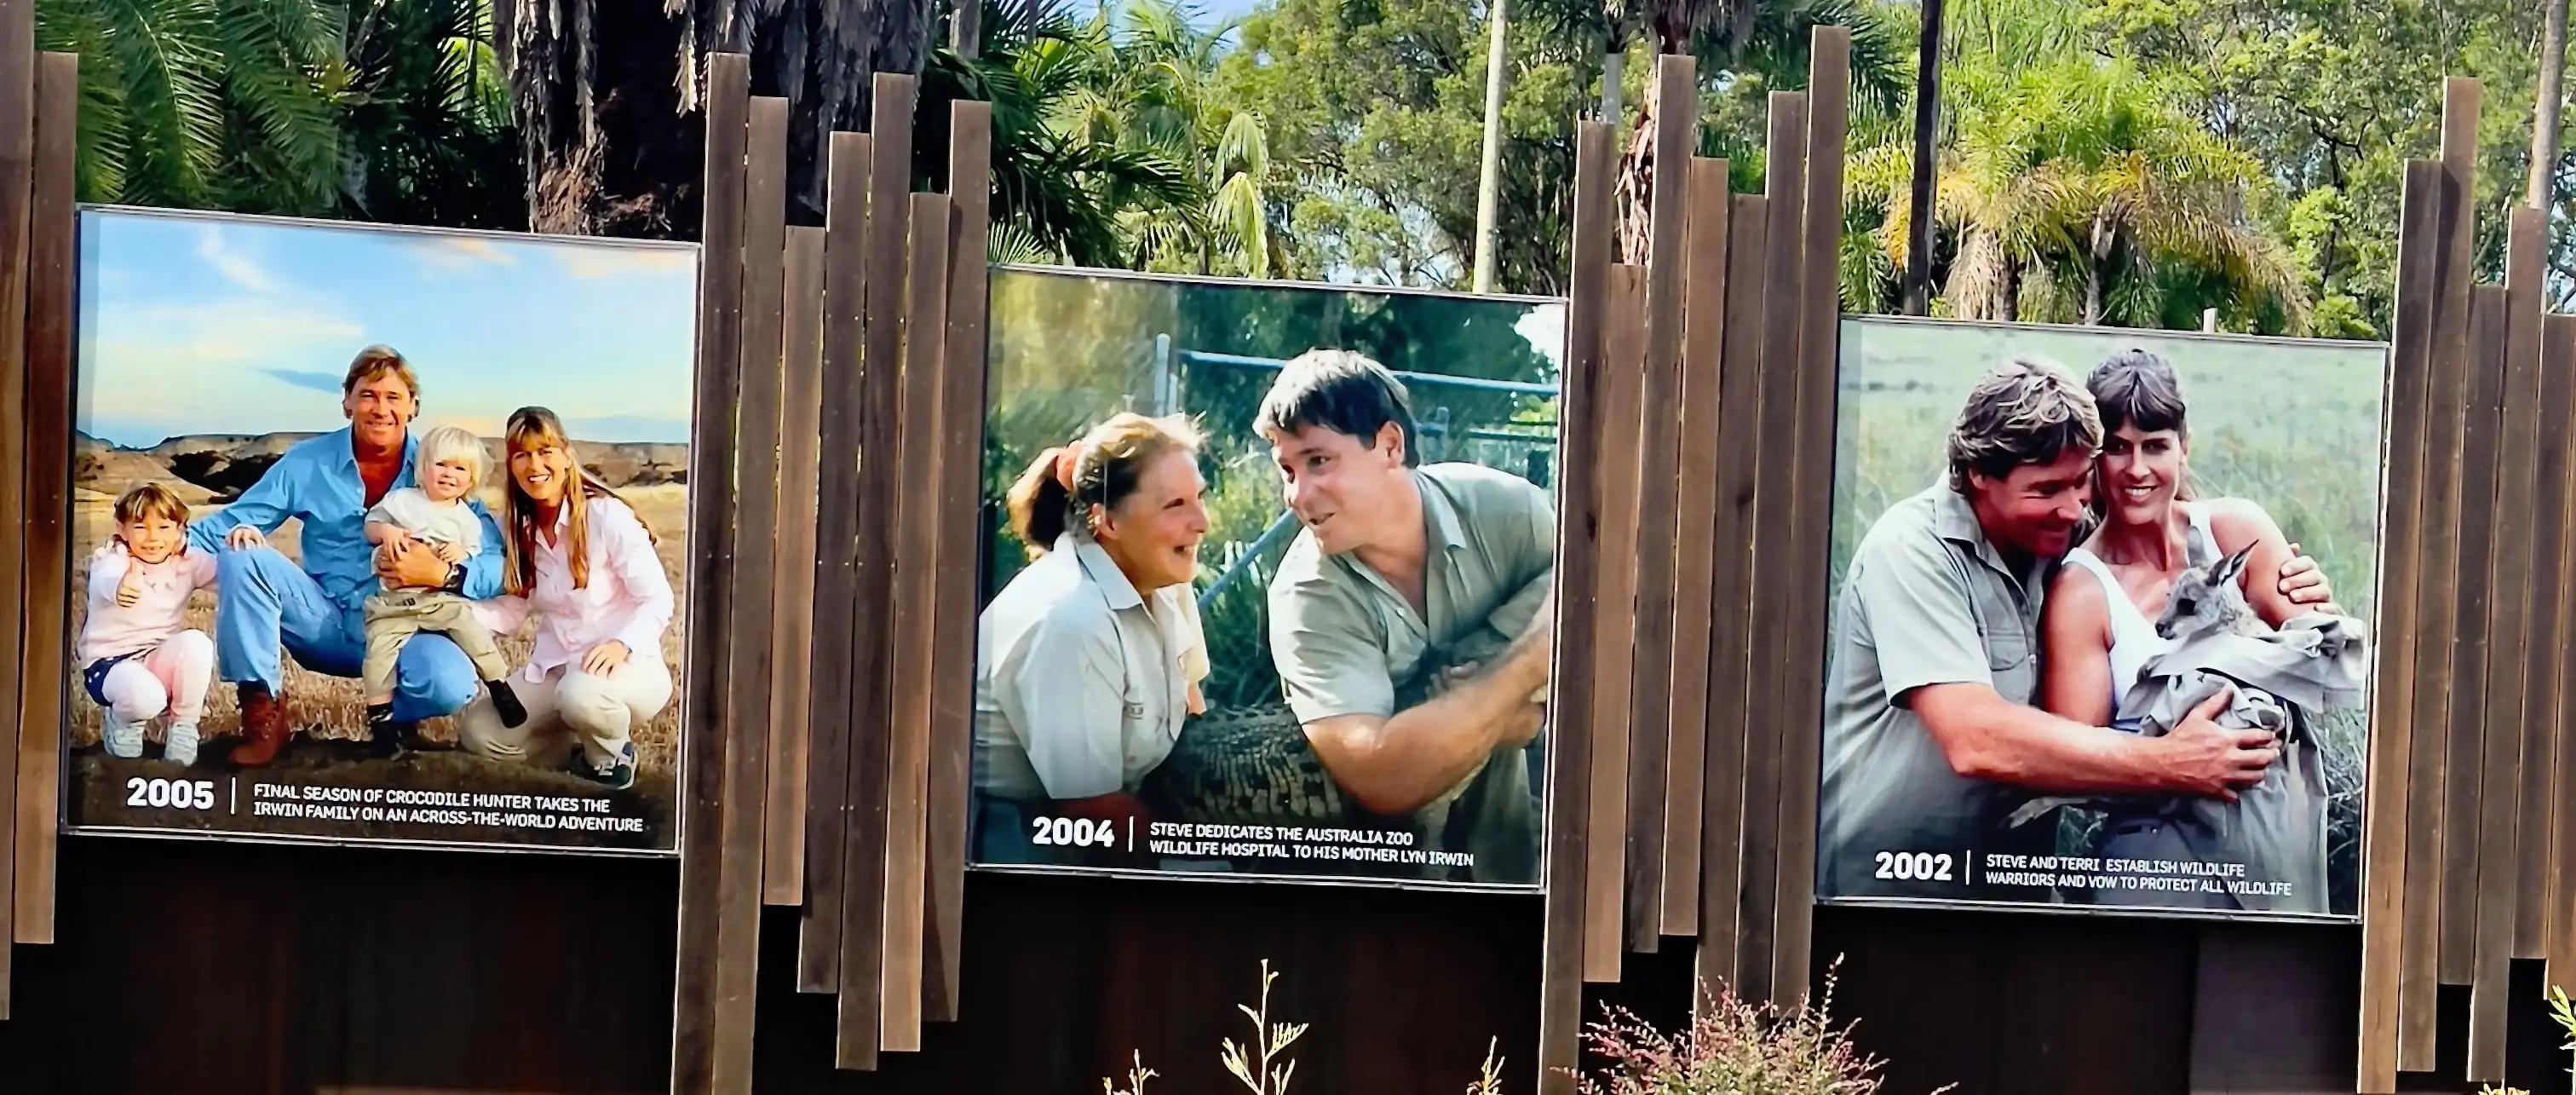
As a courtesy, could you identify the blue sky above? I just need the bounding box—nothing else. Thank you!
[76,210,699,449]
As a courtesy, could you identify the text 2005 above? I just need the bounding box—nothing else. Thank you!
[126,777,216,810]
[1029,816,1119,849]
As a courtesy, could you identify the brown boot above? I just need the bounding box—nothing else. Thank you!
[232,683,291,767]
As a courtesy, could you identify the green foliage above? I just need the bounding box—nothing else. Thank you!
[37,0,520,223]
[929,0,1281,272]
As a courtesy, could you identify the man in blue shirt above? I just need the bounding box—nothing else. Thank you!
[187,346,506,765]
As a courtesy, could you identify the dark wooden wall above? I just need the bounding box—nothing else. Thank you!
[13,834,2576,1094]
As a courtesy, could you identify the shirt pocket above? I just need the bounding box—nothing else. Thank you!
[1972,585,2038,703]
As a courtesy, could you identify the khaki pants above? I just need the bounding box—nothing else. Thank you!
[361,589,509,700]
[457,655,672,771]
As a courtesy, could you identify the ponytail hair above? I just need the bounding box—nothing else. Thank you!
[1003,412,1204,559]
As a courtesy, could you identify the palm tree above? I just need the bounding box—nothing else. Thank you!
[36,0,518,222]
[926,0,1279,274]
[1850,56,2304,328]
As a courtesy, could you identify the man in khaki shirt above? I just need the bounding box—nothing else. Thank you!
[1816,356,2337,901]
[1257,350,1553,884]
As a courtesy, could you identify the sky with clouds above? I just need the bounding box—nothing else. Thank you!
[76,210,700,449]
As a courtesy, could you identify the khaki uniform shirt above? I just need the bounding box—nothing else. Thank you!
[1267,463,1554,882]
[1816,483,2055,900]
[975,533,1209,801]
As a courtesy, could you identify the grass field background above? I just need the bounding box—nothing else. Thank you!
[1826,317,2388,916]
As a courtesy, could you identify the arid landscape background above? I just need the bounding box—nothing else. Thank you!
[65,429,692,775]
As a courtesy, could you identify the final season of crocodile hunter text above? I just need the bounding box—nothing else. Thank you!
[62,207,699,854]
[968,268,1567,888]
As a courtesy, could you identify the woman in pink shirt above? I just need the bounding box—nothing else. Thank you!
[456,406,674,790]
[78,484,220,764]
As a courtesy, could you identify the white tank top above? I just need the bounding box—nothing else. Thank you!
[2062,505,2219,717]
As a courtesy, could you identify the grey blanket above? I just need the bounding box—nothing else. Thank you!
[2090,613,2370,913]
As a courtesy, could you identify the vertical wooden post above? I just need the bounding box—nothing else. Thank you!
[13,49,72,949]
[2553,314,2576,1013]
[708,92,788,1095]
[836,71,917,1072]
[2467,208,2544,1080]
[2445,284,2506,1029]
[925,99,993,1025]
[2396,76,2480,1073]
[766,224,828,906]
[797,131,871,993]
[0,0,39,1016]
[1536,117,1613,1095]
[1695,189,1766,1001]
[2512,216,2563,970]
[1586,262,1646,980]
[2358,157,2440,1095]
[1661,155,1729,939]
[882,190,952,1054]
[1625,55,1696,954]
[1735,89,1807,1006]
[670,49,750,1095]
[1772,26,1848,1006]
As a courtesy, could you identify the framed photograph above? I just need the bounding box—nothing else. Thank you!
[969,267,1567,889]
[1814,317,2385,919]
[62,206,699,854]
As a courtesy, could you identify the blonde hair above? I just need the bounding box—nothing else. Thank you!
[414,424,487,486]
[113,483,191,529]
[1946,354,2103,493]
[1004,412,1205,557]
[499,406,655,596]
[342,344,421,401]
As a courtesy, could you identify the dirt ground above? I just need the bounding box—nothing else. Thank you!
[62,483,691,772]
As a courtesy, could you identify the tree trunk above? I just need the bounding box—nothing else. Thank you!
[1599,49,1625,124]
[2534,0,2569,210]
[510,0,935,239]
[2084,214,2114,325]
[1903,0,1944,315]
[1472,0,1509,293]
[2001,257,2019,324]
[1614,74,1659,266]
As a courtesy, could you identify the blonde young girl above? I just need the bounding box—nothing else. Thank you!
[360,424,525,756]
[457,406,675,791]
[78,484,219,764]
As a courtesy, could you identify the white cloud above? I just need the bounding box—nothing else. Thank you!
[196,226,276,293]
[551,245,699,280]
[409,235,520,273]
[1516,304,1567,367]
[91,298,366,372]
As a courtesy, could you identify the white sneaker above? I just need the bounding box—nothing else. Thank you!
[101,714,144,759]
[164,723,199,766]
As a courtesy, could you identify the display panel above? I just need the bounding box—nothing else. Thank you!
[1815,317,2383,919]
[64,206,699,853]
[969,267,1567,888]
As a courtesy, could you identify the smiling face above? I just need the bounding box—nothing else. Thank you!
[1267,420,1409,556]
[2098,423,2187,529]
[421,456,479,504]
[1967,444,2096,562]
[342,369,417,452]
[118,513,183,565]
[508,433,577,508]
[1093,448,1209,592]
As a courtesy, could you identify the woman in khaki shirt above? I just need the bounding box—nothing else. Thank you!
[972,412,1211,862]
